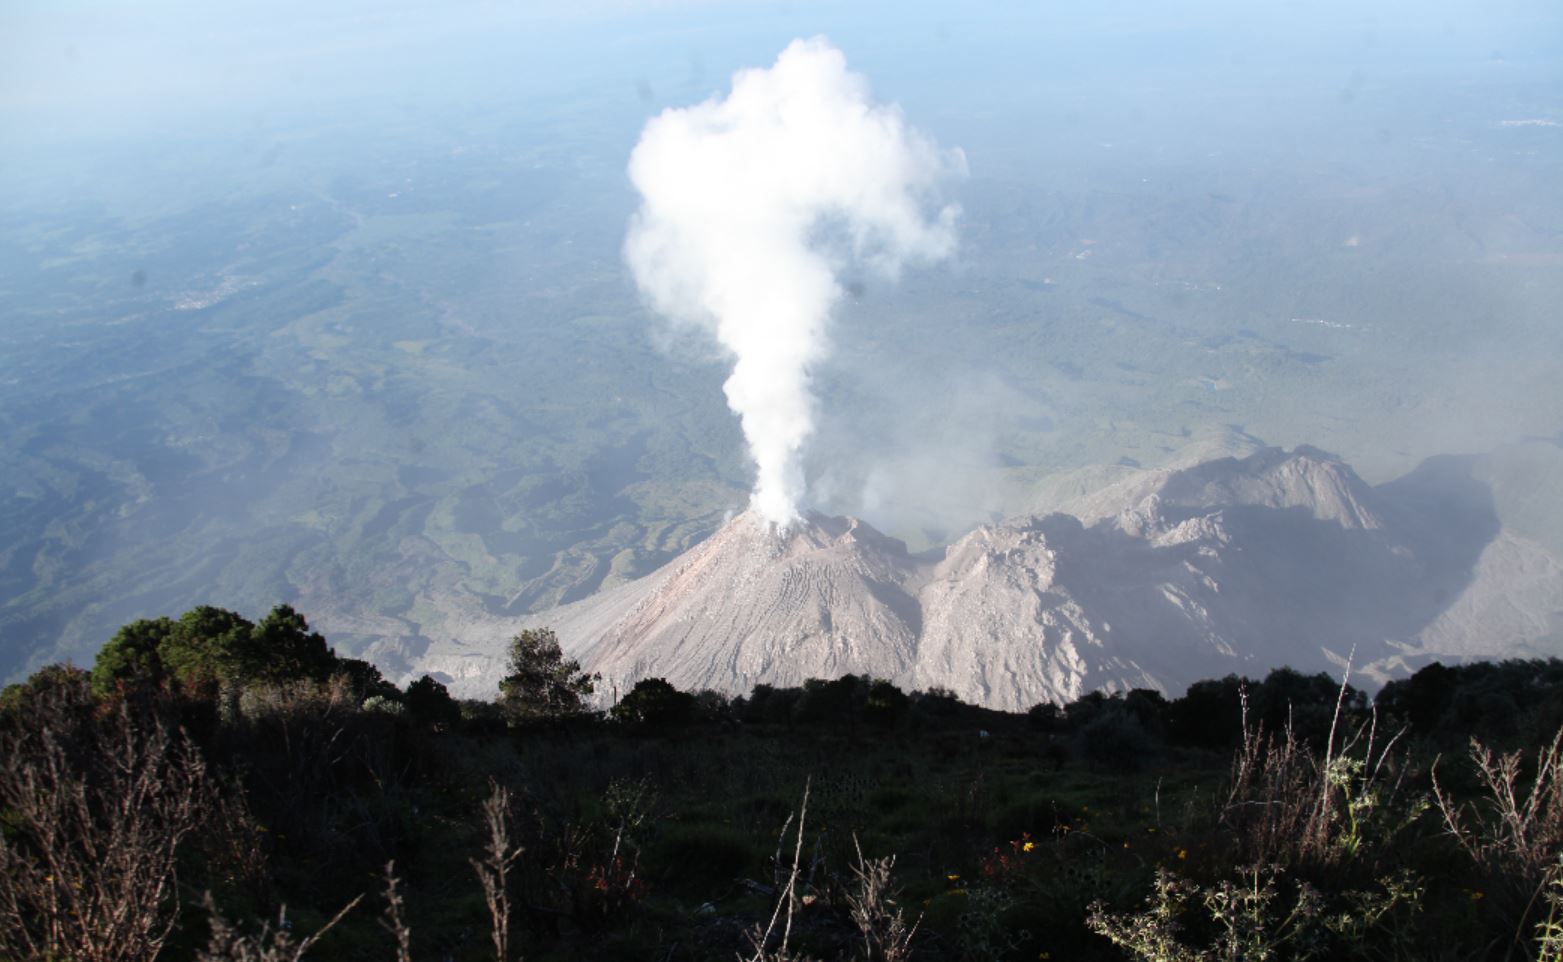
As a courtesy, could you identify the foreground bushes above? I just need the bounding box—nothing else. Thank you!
[2,605,1563,960]
[0,671,231,962]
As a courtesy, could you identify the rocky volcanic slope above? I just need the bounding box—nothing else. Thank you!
[407,447,1563,710]
[582,514,922,695]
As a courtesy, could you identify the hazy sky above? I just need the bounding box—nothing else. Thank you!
[5,0,1559,137]
[5,0,1560,493]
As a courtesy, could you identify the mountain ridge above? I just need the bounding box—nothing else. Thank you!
[403,445,1563,709]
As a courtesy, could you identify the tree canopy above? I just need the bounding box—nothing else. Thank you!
[90,604,338,697]
[610,677,695,729]
[497,628,598,722]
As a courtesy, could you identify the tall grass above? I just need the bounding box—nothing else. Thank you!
[1220,681,1420,871]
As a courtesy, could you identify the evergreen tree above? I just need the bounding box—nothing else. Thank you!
[405,675,461,727]
[243,604,336,684]
[611,677,694,729]
[90,617,175,696]
[157,606,253,688]
[496,628,598,722]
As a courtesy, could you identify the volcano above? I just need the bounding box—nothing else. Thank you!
[407,447,1563,709]
[578,512,923,694]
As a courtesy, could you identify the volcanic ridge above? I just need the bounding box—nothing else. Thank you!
[406,446,1563,710]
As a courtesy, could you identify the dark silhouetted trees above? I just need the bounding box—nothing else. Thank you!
[611,677,696,729]
[865,679,910,728]
[1377,658,1563,747]
[405,674,461,727]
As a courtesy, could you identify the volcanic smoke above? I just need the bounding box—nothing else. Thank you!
[624,37,962,528]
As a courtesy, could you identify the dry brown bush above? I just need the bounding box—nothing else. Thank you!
[1432,726,1563,883]
[1221,682,1415,869]
[382,861,413,962]
[0,697,212,962]
[197,892,362,962]
[472,780,524,962]
[743,781,819,962]
[845,836,920,962]
[1432,726,1563,959]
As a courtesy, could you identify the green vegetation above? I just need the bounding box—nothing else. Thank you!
[92,604,337,697]
[1,605,1562,960]
[496,628,599,724]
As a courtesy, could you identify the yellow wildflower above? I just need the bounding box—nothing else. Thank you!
[1470,891,1484,901]
[1022,841,1036,853]
[1177,849,1188,860]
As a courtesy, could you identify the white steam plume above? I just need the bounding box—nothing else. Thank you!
[625,37,963,528]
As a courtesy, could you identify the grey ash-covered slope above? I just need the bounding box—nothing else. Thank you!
[410,447,1563,710]
[400,511,923,699]
[581,513,924,695]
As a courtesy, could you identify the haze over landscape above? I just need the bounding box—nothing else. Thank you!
[3,0,1561,700]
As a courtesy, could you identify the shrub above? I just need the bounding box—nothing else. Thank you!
[612,677,695,729]
[196,892,362,962]
[794,676,861,726]
[1537,863,1563,962]
[1167,675,1247,748]
[1432,727,1563,897]
[333,658,400,703]
[403,675,460,727]
[865,680,910,728]
[1075,706,1156,771]
[226,676,420,883]
[458,698,509,735]
[1220,697,1420,869]
[648,823,756,895]
[0,695,214,962]
[1087,865,1423,961]
[1088,866,1322,961]
[1,663,95,728]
